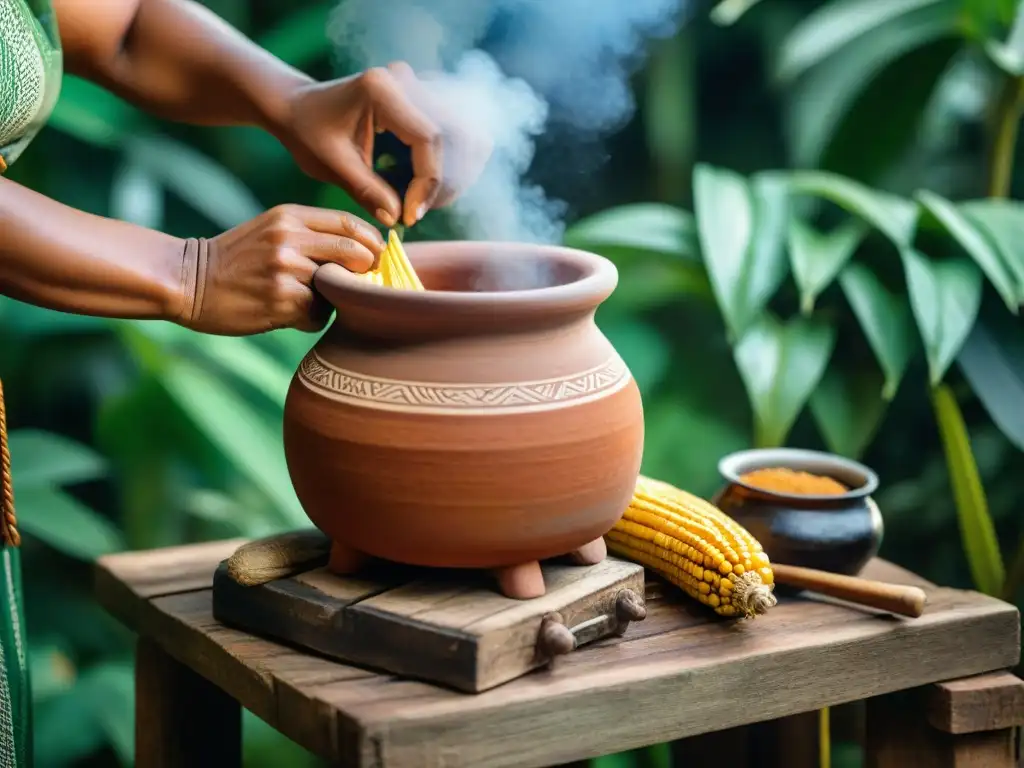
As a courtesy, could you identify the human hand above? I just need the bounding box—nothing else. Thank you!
[175,205,385,335]
[279,62,492,228]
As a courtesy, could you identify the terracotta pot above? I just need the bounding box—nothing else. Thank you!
[712,448,883,576]
[282,241,645,599]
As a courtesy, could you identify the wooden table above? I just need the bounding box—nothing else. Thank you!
[95,539,1024,768]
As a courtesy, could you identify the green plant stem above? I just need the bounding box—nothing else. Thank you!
[1001,533,1024,602]
[987,75,1024,199]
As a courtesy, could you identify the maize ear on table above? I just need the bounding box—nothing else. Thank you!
[606,476,777,618]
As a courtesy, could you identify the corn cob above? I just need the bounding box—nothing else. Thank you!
[359,229,424,290]
[606,476,777,618]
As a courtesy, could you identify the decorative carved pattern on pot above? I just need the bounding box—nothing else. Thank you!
[297,350,632,415]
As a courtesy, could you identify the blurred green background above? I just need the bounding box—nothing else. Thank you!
[3,0,1024,765]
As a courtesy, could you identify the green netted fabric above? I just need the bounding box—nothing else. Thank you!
[1,3,63,761]
[0,0,62,171]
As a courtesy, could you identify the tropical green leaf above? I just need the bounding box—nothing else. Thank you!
[601,320,671,395]
[188,335,294,407]
[787,217,865,313]
[110,162,164,229]
[158,358,306,527]
[932,384,1005,596]
[8,430,106,489]
[810,364,888,458]
[900,249,983,384]
[694,165,790,338]
[16,487,125,560]
[838,262,917,398]
[782,2,959,170]
[956,319,1024,452]
[82,661,135,765]
[257,1,333,67]
[784,171,918,245]
[47,77,142,148]
[564,204,698,260]
[776,0,947,81]
[985,0,1024,74]
[959,198,1024,300]
[733,314,837,447]
[710,0,765,26]
[125,135,263,229]
[916,191,1019,312]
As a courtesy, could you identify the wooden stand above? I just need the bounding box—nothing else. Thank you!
[211,556,646,693]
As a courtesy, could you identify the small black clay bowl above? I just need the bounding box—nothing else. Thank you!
[711,447,883,577]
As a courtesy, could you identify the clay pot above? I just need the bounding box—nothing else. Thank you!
[282,241,645,599]
[712,448,883,576]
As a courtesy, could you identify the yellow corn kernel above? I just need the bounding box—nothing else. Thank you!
[358,229,425,291]
[607,476,777,618]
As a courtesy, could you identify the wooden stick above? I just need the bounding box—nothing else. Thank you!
[772,562,927,618]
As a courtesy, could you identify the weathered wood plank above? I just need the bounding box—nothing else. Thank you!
[98,541,1020,768]
[927,672,1024,734]
[135,636,242,767]
[213,557,645,692]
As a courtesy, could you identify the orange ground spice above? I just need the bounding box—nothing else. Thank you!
[739,466,848,495]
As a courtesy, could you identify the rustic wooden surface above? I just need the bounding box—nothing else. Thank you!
[96,540,1021,768]
[135,636,241,767]
[926,671,1024,734]
[211,556,646,692]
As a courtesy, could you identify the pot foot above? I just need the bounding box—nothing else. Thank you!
[495,561,545,599]
[327,541,368,576]
[568,537,607,566]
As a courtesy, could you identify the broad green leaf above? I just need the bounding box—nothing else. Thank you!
[916,190,1018,312]
[110,162,164,229]
[932,384,1004,596]
[810,365,888,458]
[564,204,698,259]
[188,335,294,407]
[81,661,135,765]
[16,487,125,560]
[787,217,865,313]
[956,319,1024,452]
[159,358,306,527]
[47,76,141,148]
[694,165,790,338]
[985,0,1024,74]
[900,249,983,384]
[784,171,918,245]
[258,2,334,68]
[601,320,671,395]
[776,0,945,81]
[959,199,1024,301]
[125,135,263,229]
[733,315,837,447]
[783,2,959,170]
[590,751,641,768]
[838,262,917,399]
[710,0,765,26]
[8,430,106,489]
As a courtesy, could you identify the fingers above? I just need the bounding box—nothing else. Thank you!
[361,66,443,225]
[295,232,377,273]
[270,204,386,256]
[291,287,333,333]
[333,141,404,227]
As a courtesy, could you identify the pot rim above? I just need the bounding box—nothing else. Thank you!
[313,240,619,312]
[717,447,880,502]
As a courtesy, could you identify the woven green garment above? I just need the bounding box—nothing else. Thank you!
[0,0,62,172]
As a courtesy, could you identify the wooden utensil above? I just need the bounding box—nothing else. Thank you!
[772,562,927,618]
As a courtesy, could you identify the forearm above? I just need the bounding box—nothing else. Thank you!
[56,0,312,137]
[0,177,185,320]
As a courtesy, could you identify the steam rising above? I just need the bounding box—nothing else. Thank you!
[329,0,686,247]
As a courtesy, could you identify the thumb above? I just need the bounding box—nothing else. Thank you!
[325,143,403,228]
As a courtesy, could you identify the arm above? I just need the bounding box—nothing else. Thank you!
[51,0,491,227]
[0,176,184,320]
[0,176,384,334]
[53,0,309,136]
